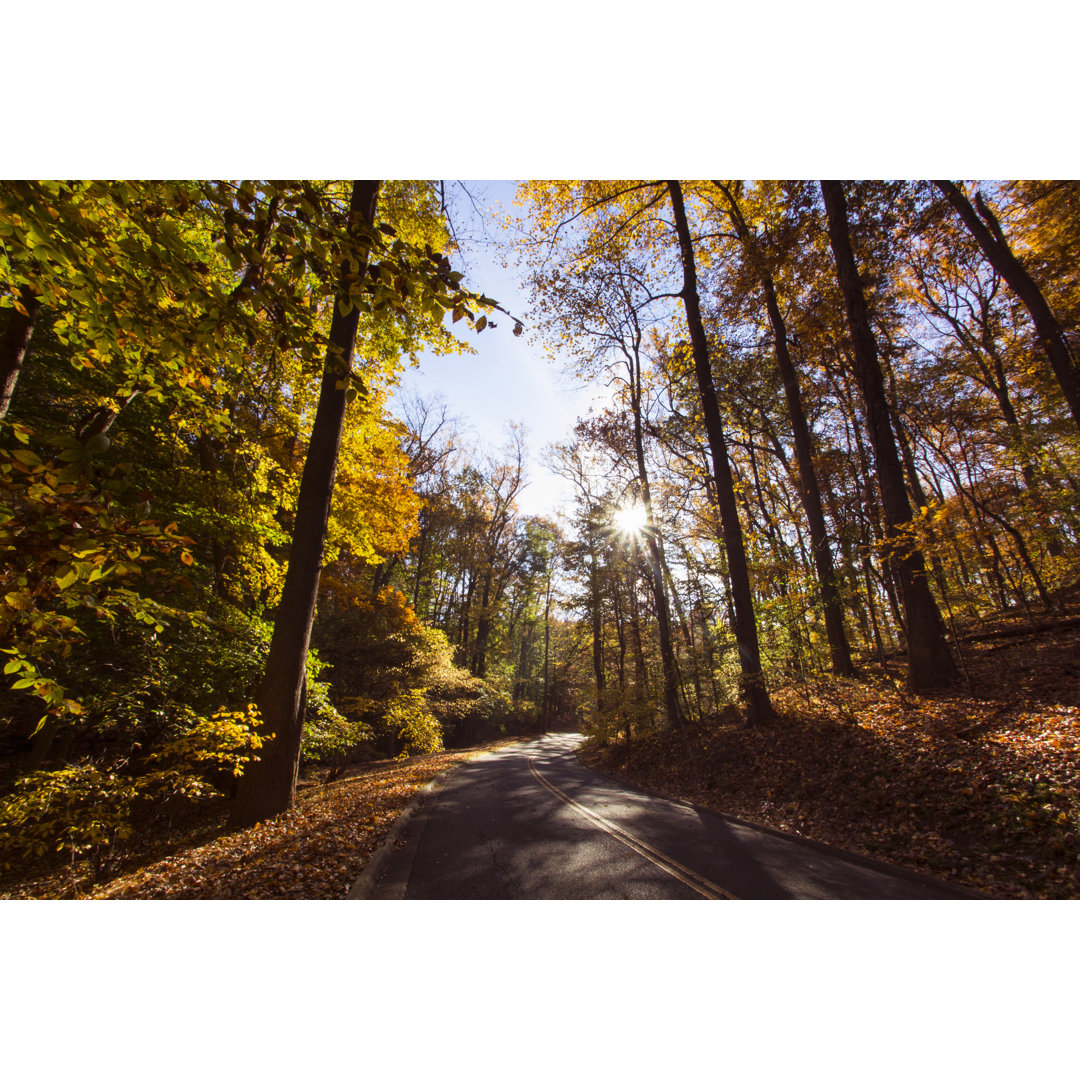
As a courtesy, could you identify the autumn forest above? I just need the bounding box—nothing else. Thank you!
[2,179,1079,899]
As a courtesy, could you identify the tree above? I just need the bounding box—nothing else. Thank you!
[230,181,383,825]
[820,181,957,690]
[527,244,687,727]
[231,181,504,823]
[710,181,855,676]
[934,180,1080,432]
[667,180,776,722]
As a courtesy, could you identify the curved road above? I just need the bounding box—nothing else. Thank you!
[352,733,979,900]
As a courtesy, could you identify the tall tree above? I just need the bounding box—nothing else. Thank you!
[934,180,1080,432]
[231,181,382,826]
[667,180,775,723]
[711,181,854,676]
[547,442,608,715]
[820,180,957,690]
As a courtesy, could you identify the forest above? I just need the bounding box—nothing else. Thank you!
[1,179,1078,899]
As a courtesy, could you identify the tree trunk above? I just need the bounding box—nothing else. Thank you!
[714,183,854,677]
[820,181,956,690]
[472,569,494,676]
[0,288,41,420]
[542,572,553,727]
[667,180,775,723]
[628,585,649,706]
[935,180,1080,432]
[231,180,381,826]
[411,515,428,613]
[627,340,686,729]
[587,524,606,713]
[513,622,535,703]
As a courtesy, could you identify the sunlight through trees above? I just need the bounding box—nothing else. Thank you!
[3,178,1080,896]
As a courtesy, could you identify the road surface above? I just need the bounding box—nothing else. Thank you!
[351,732,980,900]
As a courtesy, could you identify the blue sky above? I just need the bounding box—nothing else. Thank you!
[389,181,604,519]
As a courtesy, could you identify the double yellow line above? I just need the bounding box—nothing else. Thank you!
[527,756,737,900]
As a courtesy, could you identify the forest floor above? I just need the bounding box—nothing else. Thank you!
[5,614,1078,902]
[0,738,525,900]
[584,612,1080,899]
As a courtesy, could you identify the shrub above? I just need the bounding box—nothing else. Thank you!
[383,688,442,758]
[0,705,265,869]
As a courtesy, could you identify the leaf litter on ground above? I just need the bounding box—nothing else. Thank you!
[6,615,1078,901]
[584,622,1080,899]
[1,739,524,900]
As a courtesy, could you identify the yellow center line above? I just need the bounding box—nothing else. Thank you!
[527,756,737,900]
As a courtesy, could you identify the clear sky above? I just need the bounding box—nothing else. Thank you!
[389,181,605,520]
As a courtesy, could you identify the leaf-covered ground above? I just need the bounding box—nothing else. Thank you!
[584,623,1080,899]
[6,621,1078,901]
[1,739,523,900]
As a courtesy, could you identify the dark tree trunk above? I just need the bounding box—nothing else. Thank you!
[0,288,41,420]
[472,569,494,676]
[660,551,701,718]
[714,182,854,676]
[640,529,685,728]
[371,552,399,597]
[760,277,854,676]
[889,401,952,603]
[411,515,428,613]
[935,180,1080,432]
[628,587,649,706]
[459,571,476,658]
[513,623,533,703]
[840,380,903,649]
[231,180,381,827]
[667,180,775,723]
[820,181,956,690]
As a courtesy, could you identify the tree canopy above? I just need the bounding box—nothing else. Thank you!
[3,178,1079,893]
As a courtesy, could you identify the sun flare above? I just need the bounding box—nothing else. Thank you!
[612,502,649,537]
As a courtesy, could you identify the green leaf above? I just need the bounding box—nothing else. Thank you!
[55,569,78,590]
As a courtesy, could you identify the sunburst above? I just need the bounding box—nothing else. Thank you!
[612,501,649,537]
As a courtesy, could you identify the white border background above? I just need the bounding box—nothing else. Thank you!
[5,1,1077,1073]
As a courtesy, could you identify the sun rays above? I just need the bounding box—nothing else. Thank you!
[611,501,649,538]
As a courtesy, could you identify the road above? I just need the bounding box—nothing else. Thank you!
[351,732,979,900]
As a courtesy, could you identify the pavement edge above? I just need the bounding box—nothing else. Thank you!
[572,743,987,899]
[346,742,519,900]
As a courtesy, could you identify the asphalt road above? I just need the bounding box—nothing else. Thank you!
[352,732,980,900]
